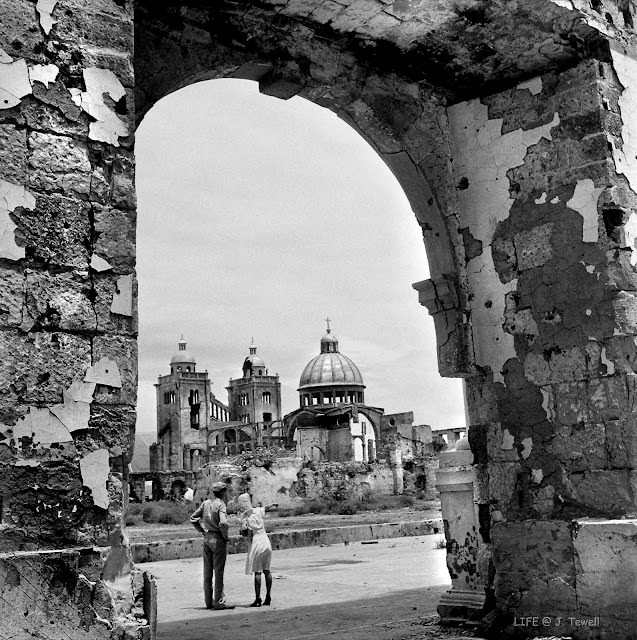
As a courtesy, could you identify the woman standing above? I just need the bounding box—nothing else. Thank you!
[237,493,275,607]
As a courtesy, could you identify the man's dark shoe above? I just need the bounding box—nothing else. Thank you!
[213,603,235,610]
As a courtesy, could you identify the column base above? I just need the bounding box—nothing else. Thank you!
[437,588,486,624]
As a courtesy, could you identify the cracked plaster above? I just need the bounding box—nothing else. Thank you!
[80,449,110,509]
[517,78,543,95]
[90,254,113,272]
[13,407,71,445]
[447,92,559,383]
[36,0,58,35]
[28,64,59,88]
[84,357,122,388]
[110,274,133,316]
[0,56,31,110]
[566,178,604,243]
[69,68,128,146]
[609,48,637,266]
[0,179,36,260]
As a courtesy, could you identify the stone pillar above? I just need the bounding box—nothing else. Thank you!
[436,438,485,622]
[387,437,404,494]
[452,59,637,636]
[0,1,153,637]
[183,444,191,471]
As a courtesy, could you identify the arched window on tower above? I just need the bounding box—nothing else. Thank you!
[262,391,271,404]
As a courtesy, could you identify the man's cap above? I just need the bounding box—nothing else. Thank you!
[212,481,227,492]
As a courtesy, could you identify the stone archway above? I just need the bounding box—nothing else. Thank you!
[2,1,637,638]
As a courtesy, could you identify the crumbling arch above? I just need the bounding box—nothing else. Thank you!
[134,3,472,380]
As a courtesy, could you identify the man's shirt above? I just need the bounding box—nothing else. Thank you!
[190,497,229,539]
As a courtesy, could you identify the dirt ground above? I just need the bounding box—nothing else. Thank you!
[145,535,481,640]
[127,501,442,543]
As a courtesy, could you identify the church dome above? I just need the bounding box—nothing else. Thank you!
[243,340,266,376]
[170,337,195,365]
[244,353,265,368]
[298,327,364,390]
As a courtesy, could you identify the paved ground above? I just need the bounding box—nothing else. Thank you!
[129,503,442,543]
[145,535,475,640]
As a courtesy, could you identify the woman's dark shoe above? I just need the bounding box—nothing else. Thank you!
[263,596,271,606]
[250,598,262,607]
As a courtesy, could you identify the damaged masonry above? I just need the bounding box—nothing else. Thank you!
[2,0,637,639]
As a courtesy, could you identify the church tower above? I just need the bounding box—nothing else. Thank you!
[154,337,214,471]
[227,340,282,432]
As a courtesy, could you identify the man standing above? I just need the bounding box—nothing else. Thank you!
[190,481,235,610]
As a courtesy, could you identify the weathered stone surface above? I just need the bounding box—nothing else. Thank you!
[27,132,92,199]
[93,205,136,273]
[0,330,91,406]
[12,193,91,269]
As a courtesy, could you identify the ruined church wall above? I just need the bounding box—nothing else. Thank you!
[453,56,637,633]
[0,1,152,637]
[194,456,400,509]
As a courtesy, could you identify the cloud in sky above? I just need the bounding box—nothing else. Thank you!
[135,79,466,435]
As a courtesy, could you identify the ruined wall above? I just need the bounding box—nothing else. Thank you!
[0,1,152,637]
[194,456,399,509]
[457,58,637,633]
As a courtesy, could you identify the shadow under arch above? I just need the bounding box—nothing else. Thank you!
[134,3,474,378]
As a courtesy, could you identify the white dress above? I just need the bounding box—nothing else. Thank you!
[244,507,272,574]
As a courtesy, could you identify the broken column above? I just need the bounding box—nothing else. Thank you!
[436,437,485,622]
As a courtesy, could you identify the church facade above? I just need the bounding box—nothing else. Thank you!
[149,338,284,477]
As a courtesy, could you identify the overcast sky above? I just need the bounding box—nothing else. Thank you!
[135,79,465,435]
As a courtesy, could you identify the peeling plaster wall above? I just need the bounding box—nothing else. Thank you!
[0,1,148,638]
[457,58,637,633]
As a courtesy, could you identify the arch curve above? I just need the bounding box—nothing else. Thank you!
[134,8,472,377]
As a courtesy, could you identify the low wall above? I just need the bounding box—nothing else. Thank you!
[131,518,443,563]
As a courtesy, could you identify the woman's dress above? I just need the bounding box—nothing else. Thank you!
[244,507,272,574]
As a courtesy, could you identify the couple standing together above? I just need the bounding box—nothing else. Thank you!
[189,481,274,609]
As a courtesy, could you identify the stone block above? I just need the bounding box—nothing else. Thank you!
[487,461,521,512]
[573,519,637,622]
[12,193,91,269]
[27,131,92,199]
[588,375,631,422]
[92,274,137,336]
[0,330,91,406]
[570,470,634,516]
[548,421,607,473]
[492,520,577,613]
[553,381,591,426]
[20,94,87,140]
[0,0,42,61]
[0,266,25,328]
[88,403,136,458]
[485,423,520,463]
[23,269,96,333]
[93,205,136,273]
[605,419,637,469]
[514,223,553,271]
[0,124,27,182]
[52,7,134,54]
